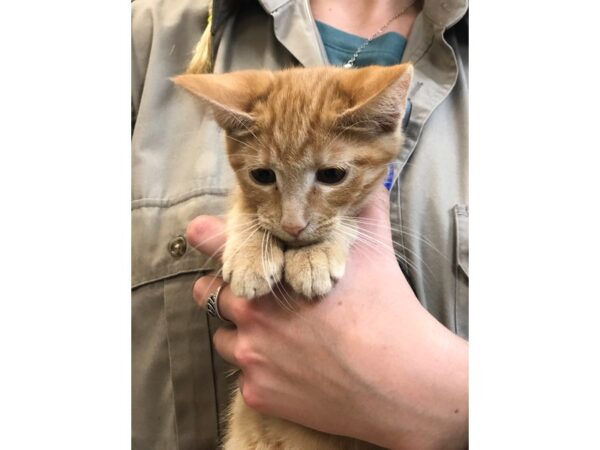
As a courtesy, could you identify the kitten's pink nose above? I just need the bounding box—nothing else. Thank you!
[281,222,307,238]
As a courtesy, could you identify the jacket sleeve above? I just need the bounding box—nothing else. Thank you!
[131,0,210,130]
[131,1,154,130]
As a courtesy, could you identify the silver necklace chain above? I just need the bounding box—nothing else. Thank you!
[343,0,417,68]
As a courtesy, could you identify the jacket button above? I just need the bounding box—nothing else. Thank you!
[168,235,187,258]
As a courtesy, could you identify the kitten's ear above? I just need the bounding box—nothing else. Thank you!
[337,63,413,134]
[172,71,273,133]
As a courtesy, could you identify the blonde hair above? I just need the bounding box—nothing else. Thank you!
[186,1,213,74]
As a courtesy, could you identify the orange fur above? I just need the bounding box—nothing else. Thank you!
[174,65,413,449]
[174,65,412,246]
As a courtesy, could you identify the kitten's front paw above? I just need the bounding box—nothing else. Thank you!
[223,240,284,299]
[284,244,346,298]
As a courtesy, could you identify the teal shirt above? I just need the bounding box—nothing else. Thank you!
[315,20,407,67]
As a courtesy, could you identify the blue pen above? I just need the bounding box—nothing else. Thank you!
[384,98,411,191]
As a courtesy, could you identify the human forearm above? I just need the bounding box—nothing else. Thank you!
[349,310,468,450]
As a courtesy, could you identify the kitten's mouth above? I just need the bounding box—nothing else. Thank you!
[284,237,322,248]
[261,225,322,247]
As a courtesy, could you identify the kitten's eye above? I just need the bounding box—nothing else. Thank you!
[250,168,276,185]
[316,167,347,184]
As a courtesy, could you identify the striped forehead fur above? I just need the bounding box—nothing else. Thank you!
[174,64,413,233]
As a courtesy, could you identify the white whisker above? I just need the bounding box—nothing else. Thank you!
[336,223,432,281]
[338,216,448,261]
[339,222,438,277]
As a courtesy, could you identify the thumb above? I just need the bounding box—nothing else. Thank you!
[186,215,227,261]
[355,186,395,256]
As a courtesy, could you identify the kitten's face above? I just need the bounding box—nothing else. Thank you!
[174,65,413,245]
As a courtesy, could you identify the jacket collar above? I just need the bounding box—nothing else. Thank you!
[211,0,468,67]
[212,0,468,33]
[422,0,468,29]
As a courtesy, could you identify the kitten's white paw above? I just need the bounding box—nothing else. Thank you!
[223,242,284,299]
[284,244,346,299]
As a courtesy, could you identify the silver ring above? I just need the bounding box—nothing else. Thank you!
[206,284,229,323]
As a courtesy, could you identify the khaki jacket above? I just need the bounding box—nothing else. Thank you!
[132,0,468,448]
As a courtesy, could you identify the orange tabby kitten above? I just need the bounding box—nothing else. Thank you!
[174,64,412,450]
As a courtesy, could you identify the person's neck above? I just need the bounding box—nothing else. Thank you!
[309,0,422,39]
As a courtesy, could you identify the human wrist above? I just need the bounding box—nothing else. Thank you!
[413,332,468,450]
[351,314,468,450]
[392,331,468,450]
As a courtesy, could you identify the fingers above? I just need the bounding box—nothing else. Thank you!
[360,185,391,223]
[357,186,394,247]
[186,215,227,261]
[193,274,223,309]
[194,275,250,367]
[192,275,239,366]
[212,326,238,366]
[194,274,246,325]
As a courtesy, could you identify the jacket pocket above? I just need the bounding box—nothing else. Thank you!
[454,204,469,339]
[132,192,228,289]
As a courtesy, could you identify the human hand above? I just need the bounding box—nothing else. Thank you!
[187,187,468,450]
